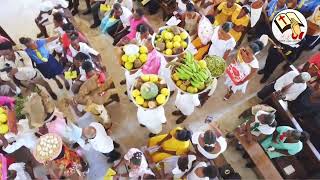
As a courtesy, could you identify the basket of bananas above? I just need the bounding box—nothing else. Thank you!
[152,26,190,58]
[170,52,212,94]
[131,74,170,109]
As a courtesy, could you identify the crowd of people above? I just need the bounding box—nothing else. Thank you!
[0,0,319,179]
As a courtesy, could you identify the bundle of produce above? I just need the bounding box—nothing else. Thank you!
[204,55,227,77]
[131,74,170,109]
[14,96,26,120]
[152,26,190,57]
[170,52,212,94]
[120,44,149,71]
[0,107,9,135]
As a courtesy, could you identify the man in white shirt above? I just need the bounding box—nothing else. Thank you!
[111,3,132,45]
[118,0,133,11]
[69,32,104,70]
[77,122,121,163]
[258,71,311,101]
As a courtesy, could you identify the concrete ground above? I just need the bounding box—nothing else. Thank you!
[1,0,319,179]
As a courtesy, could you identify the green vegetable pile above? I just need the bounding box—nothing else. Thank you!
[15,96,26,120]
[204,55,227,77]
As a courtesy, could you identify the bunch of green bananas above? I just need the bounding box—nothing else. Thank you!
[176,52,211,89]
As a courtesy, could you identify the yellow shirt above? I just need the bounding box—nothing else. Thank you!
[161,127,190,155]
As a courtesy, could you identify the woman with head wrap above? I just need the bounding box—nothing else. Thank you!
[261,126,310,159]
[208,22,236,60]
[148,127,192,163]
[224,40,264,100]
[229,5,251,42]
[192,125,227,160]
[238,104,277,143]
[113,148,154,179]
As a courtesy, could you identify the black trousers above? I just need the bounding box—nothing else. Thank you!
[261,46,285,78]
[91,1,103,24]
[112,28,130,45]
[69,0,91,11]
[103,141,121,161]
[107,21,123,37]
[257,82,276,100]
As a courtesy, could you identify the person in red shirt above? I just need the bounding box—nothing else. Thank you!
[302,52,320,88]
[60,23,89,63]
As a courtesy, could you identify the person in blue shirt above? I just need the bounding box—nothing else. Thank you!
[19,36,70,91]
[297,0,320,16]
[266,0,287,20]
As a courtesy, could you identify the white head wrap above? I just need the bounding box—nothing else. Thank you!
[300,72,311,82]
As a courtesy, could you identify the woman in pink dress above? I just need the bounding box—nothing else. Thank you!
[116,8,153,46]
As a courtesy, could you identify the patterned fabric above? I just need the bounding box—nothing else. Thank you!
[54,146,82,177]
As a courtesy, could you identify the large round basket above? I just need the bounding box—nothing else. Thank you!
[170,65,213,95]
[117,44,149,73]
[152,26,191,58]
[130,75,170,110]
[33,133,63,163]
[203,55,227,78]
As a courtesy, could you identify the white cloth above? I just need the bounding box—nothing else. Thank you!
[0,51,34,81]
[14,67,38,81]
[172,155,197,178]
[250,110,276,136]
[191,132,227,159]
[225,57,259,93]
[208,27,236,58]
[120,6,133,28]
[125,69,143,95]
[69,42,99,58]
[176,0,194,13]
[84,122,114,153]
[198,16,215,45]
[121,0,133,11]
[274,71,307,101]
[187,162,209,180]
[3,119,38,153]
[124,148,154,179]
[137,106,166,134]
[8,163,32,180]
[158,53,175,90]
[251,5,263,27]
[175,91,200,116]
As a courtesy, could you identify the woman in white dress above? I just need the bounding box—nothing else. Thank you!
[137,106,167,137]
[238,104,277,143]
[186,161,219,180]
[208,22,236,60]
[172,91,201,124]
[191,125,227,160]
[224,40,264,100]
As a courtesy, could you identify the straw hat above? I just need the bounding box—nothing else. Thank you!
[33,133,63,163]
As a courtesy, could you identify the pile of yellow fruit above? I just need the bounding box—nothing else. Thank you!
[0,107,9,135]
[154,26,189,56]
[121,45,149,71]
[131,74,170,109]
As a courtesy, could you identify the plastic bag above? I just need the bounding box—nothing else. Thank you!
[198,16,214,45]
